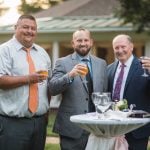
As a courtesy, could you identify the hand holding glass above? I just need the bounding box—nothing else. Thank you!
[37,64,49,84]
[139,56,149,77]
[77,63,88,83]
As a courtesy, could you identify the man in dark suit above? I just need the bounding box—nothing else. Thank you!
[49,28,108,150]
[107,34,150,150]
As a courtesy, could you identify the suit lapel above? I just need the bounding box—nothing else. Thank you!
[124,57,139,92]
[91,56,97,90]
[109,61,118,92]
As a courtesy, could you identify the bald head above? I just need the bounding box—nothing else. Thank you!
[112,34,133,45]
[72,28,91,40]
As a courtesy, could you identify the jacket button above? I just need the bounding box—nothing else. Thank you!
[84,110,87,113]
[86,98,88,101]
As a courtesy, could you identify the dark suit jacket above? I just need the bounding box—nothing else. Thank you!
[107,56,150,139]
[49,52,108,139]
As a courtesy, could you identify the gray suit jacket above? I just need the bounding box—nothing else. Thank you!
[49,52,107,138]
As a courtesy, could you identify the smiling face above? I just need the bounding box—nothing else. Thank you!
[72,29,93,56]
[15,17,37,48]
[112,35,134,63]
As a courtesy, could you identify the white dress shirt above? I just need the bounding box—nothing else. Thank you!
[113,55,134,100]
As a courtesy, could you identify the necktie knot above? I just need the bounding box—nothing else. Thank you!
[81,58,89,63]
[120,63,126,68]
[23,47,31,53]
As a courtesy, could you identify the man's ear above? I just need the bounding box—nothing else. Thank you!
[91,38,94,46]
[71,40,74,48]
[131,43,134,52]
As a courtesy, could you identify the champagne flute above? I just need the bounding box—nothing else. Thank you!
[139,56,149,77]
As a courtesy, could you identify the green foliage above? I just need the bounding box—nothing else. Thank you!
[18,0,43,14]
[116,0,150,33]
[18,0,68,14]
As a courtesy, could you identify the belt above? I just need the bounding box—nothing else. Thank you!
[0,114,46,119]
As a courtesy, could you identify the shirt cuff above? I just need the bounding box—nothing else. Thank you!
[68,74,74,83]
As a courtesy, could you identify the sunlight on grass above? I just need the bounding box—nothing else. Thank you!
[47,109,58,137]
[45,144,60,150]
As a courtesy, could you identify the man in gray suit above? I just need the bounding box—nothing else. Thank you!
[49,28,107,150]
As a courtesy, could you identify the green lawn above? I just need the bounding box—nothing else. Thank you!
[45,109,60,150]
[46,109,58,137]
[45,144,60,150]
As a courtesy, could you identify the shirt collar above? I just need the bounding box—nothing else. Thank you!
[12,36,37,52]
[118,55,134,68]
[76,53,90,62]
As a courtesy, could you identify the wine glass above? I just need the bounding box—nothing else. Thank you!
[97,94,112,118]
[139,56,149,77]
[92,92,101,116]
[102,92,111,101]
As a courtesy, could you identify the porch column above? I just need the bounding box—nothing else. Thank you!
[51,41,61,108]
[52,41,59,69]
[145,42,150,57]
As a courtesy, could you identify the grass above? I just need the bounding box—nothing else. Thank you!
[45,109,60,150]
[45,144,60,150]
[46,109,58,137]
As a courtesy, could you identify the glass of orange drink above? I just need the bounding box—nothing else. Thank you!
[39,70,48,77]
[79,63,88,77]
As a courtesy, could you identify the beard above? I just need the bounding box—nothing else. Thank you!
[75,46,91,56]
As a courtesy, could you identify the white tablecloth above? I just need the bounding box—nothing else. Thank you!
[70,112,150,150]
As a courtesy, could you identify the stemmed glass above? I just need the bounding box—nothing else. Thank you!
[97,94,112,118]
[139,56,149,77]
[92,92,101,116]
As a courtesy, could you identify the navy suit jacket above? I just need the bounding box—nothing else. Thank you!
[107,56,150,139]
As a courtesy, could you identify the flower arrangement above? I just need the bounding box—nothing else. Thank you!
[115,99,128,111]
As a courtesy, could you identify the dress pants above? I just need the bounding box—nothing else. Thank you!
[0,114,47,150]
[60,131,89,150]
[125,133,149,150]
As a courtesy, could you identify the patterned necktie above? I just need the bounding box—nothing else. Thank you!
[82,59,95,112]
[112,63,126,101]
[25,48,38,113]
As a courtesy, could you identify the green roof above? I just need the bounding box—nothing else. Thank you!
[0,16,133,33]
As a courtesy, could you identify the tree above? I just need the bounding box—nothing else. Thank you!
[18,0,69,14]
[116,0,150,33]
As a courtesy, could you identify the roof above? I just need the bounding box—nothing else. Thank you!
[0,16,132,34]
[33,0,119,18]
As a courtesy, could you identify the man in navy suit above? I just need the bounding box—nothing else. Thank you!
[107,34,150,150]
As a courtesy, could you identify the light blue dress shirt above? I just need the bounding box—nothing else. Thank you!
[0,36,51,117]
